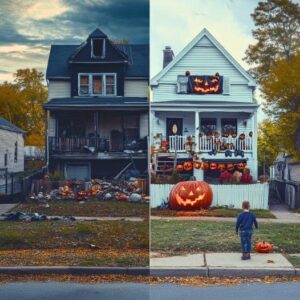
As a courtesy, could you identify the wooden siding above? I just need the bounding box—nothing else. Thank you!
[124,80,148,97]
[151,183,269,209]
[290,164,300,182]
[0,128,24,173]
[48,81,71,100]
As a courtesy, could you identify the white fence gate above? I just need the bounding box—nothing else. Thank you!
[151,183,269,209]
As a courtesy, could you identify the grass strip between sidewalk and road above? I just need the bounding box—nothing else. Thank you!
[151,220,300,255]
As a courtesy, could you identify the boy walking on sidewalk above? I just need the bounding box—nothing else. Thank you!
[236,201,258,260]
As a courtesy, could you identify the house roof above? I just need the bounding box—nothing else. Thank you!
[88,28,107,38]
[44,97,148,110]
[46,36,149,80]
[0,117,26,134]
[150,28,256,87]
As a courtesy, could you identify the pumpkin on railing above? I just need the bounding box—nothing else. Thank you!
[183,161,193,172]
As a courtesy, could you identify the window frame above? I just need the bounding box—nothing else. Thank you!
[14,141,18,162]
[78,73,117,96]
[91,38,105,58]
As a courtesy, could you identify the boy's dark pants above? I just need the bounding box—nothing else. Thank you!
[240,230,252,253]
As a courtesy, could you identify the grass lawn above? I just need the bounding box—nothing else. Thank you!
[287,255,300,267]
[151,208,275,219]
[151,220,300,255]
[0,220,149,266]
[14,199,149,218]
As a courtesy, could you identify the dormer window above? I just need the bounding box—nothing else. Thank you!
[91,38,105,58]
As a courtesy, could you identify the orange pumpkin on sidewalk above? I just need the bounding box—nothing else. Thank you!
[255,242,273,253]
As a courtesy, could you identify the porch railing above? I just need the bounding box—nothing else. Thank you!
[169,135,187,152]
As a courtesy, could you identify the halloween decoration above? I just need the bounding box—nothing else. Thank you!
[176,164,184,172]
[208,149,217,156]
[220,170,233,184]
[239,133,245,140]
[193,161,202,169]
[201,162,209,170]
[214,132,220,138]
[249,131,253,137]
[255,242,273,253]
[76,191,86,201]
[206,135,212,141]
[188,74,223,94]
[234,149,245,157]
[231,133,237,138]
[237,162,245,171]
[232,170,242,183]
[218,163,226,172]
[225,150,232,157]
[227,163,235,172]
[169,181,213,210]
[210,162,217,170]
[161,140,169,147]
[183,161,193,172]
[241,168,253,183]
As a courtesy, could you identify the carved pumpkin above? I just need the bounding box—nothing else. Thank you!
[161,140,169,147]
[191,74,222,94]
[169,181,213,210]
[227,163,235,172]
[255,242,273,253]
[237,162,245,171]
[218,163,225,172]
[201,162,209,170]
[239,133,245,140]
[176,164,184,172]
[193,161,202,169]
[210,162,217,170]
[183,161,193,172]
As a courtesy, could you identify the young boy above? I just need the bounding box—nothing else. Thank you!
[236,201,258,260]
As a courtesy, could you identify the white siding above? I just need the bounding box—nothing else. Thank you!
[48,81,71,100]
[0,129,24,173]
[124,80,148,97]
[290,164,300,182]
[48,115,56,137]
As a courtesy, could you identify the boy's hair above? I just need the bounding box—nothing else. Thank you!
[242,201,250,210]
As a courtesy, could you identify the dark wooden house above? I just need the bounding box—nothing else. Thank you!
[45,29,149,180]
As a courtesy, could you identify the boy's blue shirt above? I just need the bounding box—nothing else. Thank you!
[236,211,258,233]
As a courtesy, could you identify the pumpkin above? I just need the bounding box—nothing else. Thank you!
[161,140,169,147]
[118,193,128,201]
[237,162,245,171]
[76,191,86,201]
[201,162,209,170]
[169,181,213,210]
[183,161,193,172]
[255,242,273,253]
[193,161,202,169]
[210,162,217,170]
[218,163,225,172]
[176,164,184,172]
[214,132,220,138]
[227,163,235,172]
[239,133,245,140]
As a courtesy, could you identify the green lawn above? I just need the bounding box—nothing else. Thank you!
[151,220,300,255]
[14,199,149,218]
[151,208,275,218]
[287,255,300,267]
[0,220,149,266]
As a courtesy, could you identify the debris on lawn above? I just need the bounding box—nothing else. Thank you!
[29,176,149,205]
[2,212,76,222]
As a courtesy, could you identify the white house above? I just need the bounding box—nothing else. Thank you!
[0,117,25,185]
[150,28,258,183]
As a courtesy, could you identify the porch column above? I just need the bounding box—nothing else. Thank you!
[252,111,258,181]
[194,110,204,181]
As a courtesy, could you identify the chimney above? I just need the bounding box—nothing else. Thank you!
[163,46,174,68]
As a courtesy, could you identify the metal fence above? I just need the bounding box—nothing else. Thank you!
[151,183,269,209]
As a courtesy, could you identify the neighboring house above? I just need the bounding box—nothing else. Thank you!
[270,154,300,208]
[45,28,149,180]
[150,28,258,183]
[0,117,25,183]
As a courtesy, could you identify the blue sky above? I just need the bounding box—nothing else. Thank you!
[0,0,149,82]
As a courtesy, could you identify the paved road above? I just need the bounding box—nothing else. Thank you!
[0,282,300,300]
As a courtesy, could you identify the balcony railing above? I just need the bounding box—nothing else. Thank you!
[169,135,187,152]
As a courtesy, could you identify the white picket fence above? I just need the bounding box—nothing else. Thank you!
[151,183,269,209]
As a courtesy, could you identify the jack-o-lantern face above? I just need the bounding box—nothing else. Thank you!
[193,161,202,169]
[210,163,217,170]
[189,75,223,94]
[169,181,213,210]
[218,163,225,172]
[183,161,193,172]
[227,163,235,172]
[255,242,273,253]
[237,162,245,171]
[202,162,209,170]
[176,164,184,172]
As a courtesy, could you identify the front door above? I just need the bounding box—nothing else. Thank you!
[166,118,183,139]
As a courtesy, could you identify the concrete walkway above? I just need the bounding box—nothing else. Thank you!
[150,252,299,277]
[0,203,18,215]
[269,204,300,223]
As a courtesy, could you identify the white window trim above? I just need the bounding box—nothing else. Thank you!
[78,73,117,96]
[91,38,106,58]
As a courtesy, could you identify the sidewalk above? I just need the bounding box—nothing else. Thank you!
[150,252,300,277]
[0,203,18,215]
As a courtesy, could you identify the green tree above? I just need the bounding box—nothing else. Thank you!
[0,68,47,146]
[244,0,300,82]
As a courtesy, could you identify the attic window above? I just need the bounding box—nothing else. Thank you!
[91,38,105,58]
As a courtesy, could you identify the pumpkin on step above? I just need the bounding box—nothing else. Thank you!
[255,242,273,253]
[169,181,213,210]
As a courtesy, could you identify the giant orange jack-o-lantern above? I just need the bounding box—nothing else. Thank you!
[255,242,273,253]
[193,161,202,169]
[169,181,213,210]
[183,161,193,172]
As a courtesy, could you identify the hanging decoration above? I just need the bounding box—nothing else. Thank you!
[225,150,232,157]
[234,149,245,158]
[239,133,246,140]
[188,73,223,94]
[208,149,217,156]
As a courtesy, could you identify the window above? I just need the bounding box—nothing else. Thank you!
[91,38,105,58]
[14,141,18,162]
[4,152,7,167]
[177,75,188,94]
[221,118,237,136]
[78,74,116,96]
[200,118,217,136]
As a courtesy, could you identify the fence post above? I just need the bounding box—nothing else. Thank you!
[5,168,8,195]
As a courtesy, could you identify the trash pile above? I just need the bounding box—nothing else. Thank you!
[29,177,149,204]
[2,211,76,222]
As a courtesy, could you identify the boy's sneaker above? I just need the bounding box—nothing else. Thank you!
[241,254,247,260]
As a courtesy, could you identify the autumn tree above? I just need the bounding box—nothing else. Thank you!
[0,68,47,146]
[244,0,300,82]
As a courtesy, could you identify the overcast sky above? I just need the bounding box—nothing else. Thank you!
[0,0,149,82]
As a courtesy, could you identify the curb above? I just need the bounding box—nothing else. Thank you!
[150,267,208,277]
[0,267,149,276]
